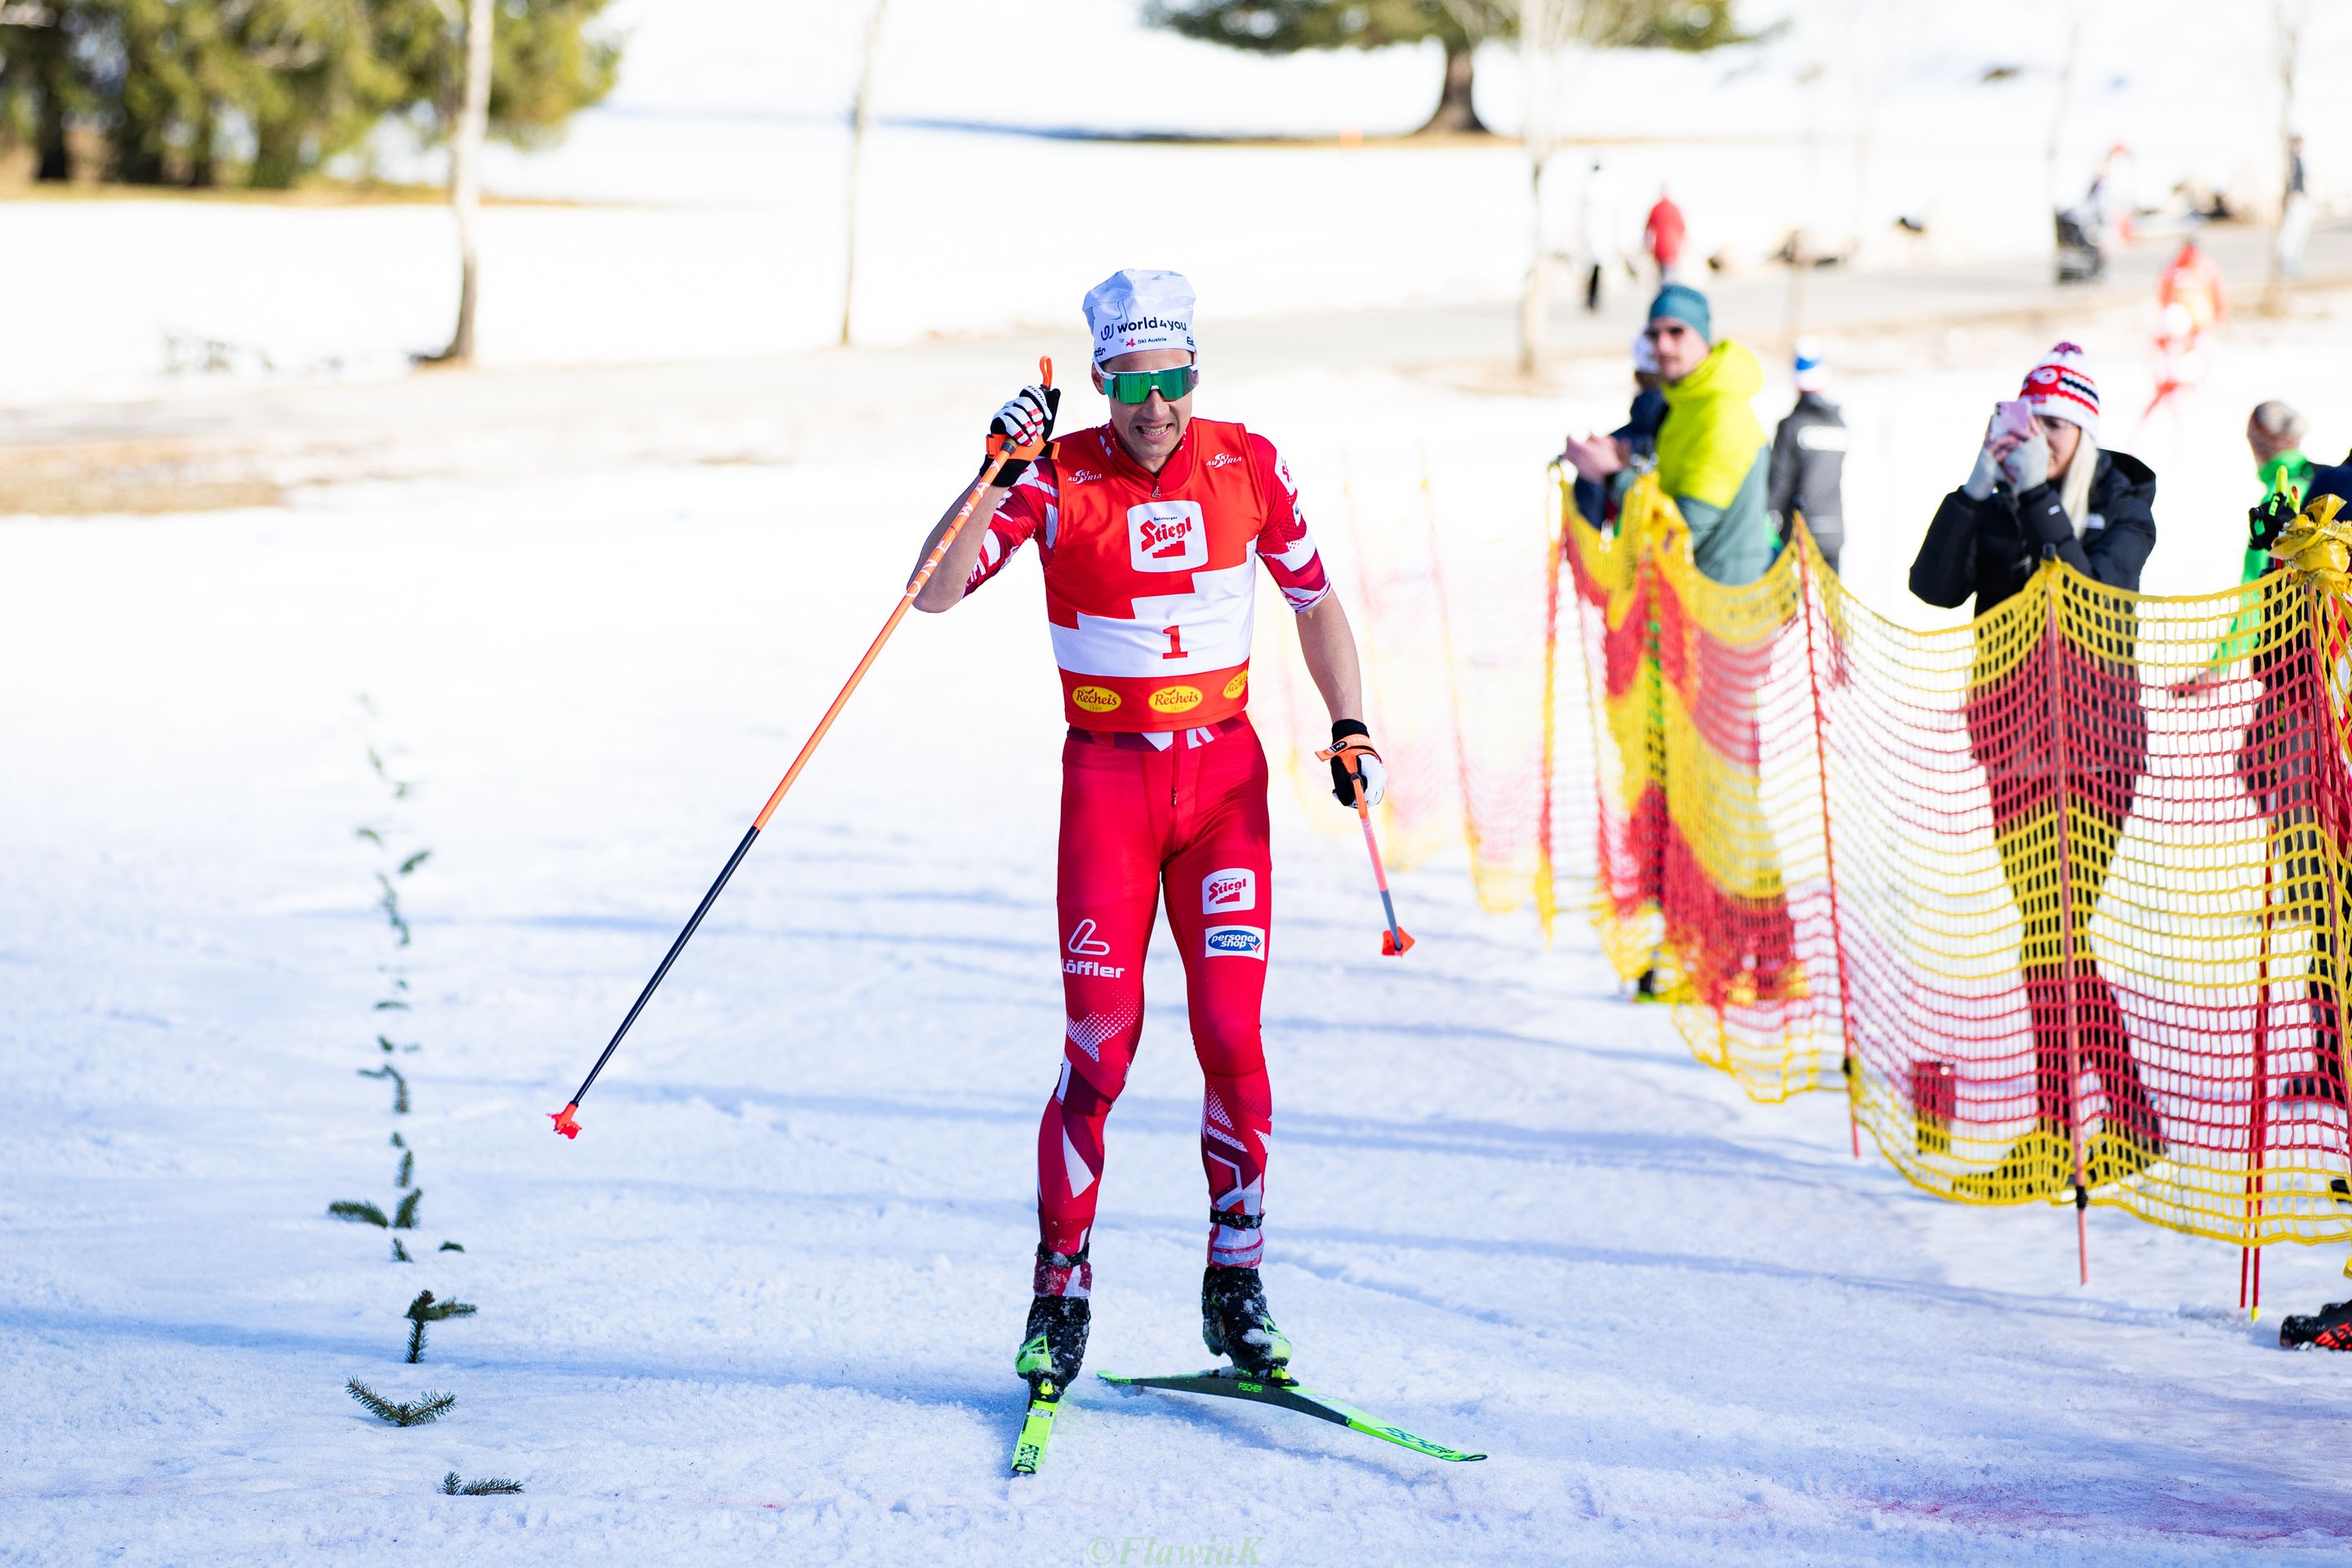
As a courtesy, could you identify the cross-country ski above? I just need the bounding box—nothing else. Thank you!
[1098,1370,1486,1464]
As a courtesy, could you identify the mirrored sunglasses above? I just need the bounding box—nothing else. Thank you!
[1102,365,1197,404]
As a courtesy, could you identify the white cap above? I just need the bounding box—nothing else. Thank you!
[1792,336,1829,392]
[1084,269,1197,366]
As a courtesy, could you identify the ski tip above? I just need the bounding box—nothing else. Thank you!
[1381,929,1416,956]
[549,1103,581,1139]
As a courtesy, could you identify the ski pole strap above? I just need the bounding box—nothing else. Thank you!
[1314,737,1381,772]
[1209,1210,1263,1231]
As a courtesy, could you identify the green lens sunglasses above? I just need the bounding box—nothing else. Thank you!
[1101,365,1198,403]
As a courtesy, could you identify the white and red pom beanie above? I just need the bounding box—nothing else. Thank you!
[2020,342,2099,441]
[1084,269,1196,365]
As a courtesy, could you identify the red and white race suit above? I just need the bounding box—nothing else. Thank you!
[962,417,1331,1290]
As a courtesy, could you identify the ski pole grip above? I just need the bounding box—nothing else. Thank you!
[985,357,1056,463]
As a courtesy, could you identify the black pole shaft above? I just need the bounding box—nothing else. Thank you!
[567,823,761,1107]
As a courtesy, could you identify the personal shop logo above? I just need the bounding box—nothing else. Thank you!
[1203,924,1265,960]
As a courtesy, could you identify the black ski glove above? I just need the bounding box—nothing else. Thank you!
[2250,487,2301,552]
[1323,719,1388,809]
[986,383,1061,489]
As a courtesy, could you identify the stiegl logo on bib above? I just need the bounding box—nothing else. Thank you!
[1204,924,1265,960]
[1201,867,1256,915]
[1128,501,1207,572]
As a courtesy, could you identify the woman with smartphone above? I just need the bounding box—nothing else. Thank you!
[1908,343,2166,1200]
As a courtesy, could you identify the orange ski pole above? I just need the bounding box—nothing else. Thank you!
[550,358,1054,1138]
[1318,738,1414,956]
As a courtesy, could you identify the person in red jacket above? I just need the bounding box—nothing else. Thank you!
[907,269,1383,1402]
[1644,185,1688,284]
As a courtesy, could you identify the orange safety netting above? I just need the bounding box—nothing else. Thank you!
[1564,473,2352,1250]
[1257,466,1581,920]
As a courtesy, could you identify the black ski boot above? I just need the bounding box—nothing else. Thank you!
[1201,1264,1292,1378]
[2280,1298,2352,1351]
[1016,1246,1091,1396]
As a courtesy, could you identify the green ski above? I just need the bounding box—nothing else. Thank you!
[1097,1369,1486,1463]
[1010,1382,1062,1475]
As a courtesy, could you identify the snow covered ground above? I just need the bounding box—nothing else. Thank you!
[11,314,2352,1562]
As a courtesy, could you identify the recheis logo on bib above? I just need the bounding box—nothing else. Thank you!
[1129,501,1207,573]
[1203,924,1265,960]
[1201,867,1256,915]
[1150,686,1202,714]
[1071,686,1121,713]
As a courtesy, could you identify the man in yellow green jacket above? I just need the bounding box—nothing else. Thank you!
[1562,283,1776,585]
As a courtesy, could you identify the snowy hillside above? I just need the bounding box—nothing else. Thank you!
[11,336,2352,1561]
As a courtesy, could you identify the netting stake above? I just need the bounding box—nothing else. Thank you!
[1535,467,1566,945]
[1795,530,1861,1160]
[2246,850,2275,1317]
[1417,452,1484,902]
[2044,577,2091,1285]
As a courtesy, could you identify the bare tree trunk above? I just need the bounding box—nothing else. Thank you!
[1414,38,1489,136]
[2264,0,2304,314]
[436,0,494,365]
[26,11,74,182]
[2042,3,2086,220]
[1517,154,1552,376]
[840,0,887,348]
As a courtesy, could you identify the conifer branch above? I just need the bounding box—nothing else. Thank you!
[403,1290,477,1363]
[439,1241,464,1252]
[358,1064,409,1113]
[397,1150,413,1187]
[346,1379,456,1426]
[329,1200,390,1227]
[441,1471,523,1494]
[393,1189,422,1230]
[399,849,432,875]
[392,1236,412,1263]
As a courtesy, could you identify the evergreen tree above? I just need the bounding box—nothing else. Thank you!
[1147,2,1511,135]
[1145,2,1751,137]
[0,1,95,180]
[371,0,618,152]
[0,1,618,190]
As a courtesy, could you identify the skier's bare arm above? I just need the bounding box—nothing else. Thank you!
[910,483,1009,612]
[1294,593,1365,724]
[915,382,1058,612]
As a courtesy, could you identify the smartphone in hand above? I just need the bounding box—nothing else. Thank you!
[1991,399,2037,445]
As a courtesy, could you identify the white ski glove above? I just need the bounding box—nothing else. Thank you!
[985,383,1059,488]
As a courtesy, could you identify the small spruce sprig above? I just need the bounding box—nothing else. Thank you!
[330,1200,390,1228]
[405,1289,477,1364]
[346,1379,454,1426]
[441,1472,523,1495]
[359,1063,409,1114]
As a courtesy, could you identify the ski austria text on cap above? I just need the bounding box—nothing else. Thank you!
[1083,269,1197,365]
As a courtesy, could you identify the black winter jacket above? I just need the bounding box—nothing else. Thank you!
[1767,391,1846,537]
[1909,449,2157,615]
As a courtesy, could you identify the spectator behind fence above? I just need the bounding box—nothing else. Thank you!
[1643,186,1686,284]
[1767,338,1847,572]
[1569,329,1668,531]
[1909,343,2167,1198]
[1561,283,1773,586]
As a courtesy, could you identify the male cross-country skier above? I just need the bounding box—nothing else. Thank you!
[906,269,1384,1403]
